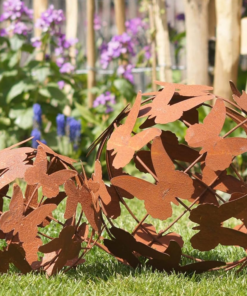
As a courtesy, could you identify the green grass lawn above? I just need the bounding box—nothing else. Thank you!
[1,196,247,296]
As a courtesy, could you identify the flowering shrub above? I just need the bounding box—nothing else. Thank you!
[0,0,154,172]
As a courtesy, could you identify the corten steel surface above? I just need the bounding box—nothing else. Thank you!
[2,81,247,275]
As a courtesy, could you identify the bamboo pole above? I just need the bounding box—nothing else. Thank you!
[114,0,126,34]
[87,0,96,108]
[66,0,78,65]
[184,0,209,85]
[214,0,242,99]
[148,2,157,91]
[153,0,172,82]
[33,0,48,60]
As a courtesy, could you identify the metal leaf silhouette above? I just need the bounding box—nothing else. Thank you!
[134,223,184,252]
[64,179,102,232]
[36,140,76,165]
[89,160,121,219]
[0,244,32,274]
[185,99,247,171]
[139,83,214,124]
[39,226,81,276]
[107,92,161,169]
[189,194,247,251]
[112,137,195,220]
[0,146,33,189]
[0,184,57,243]
[25,146,77,198]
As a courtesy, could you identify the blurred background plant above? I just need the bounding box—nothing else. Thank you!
[0,0,246,176]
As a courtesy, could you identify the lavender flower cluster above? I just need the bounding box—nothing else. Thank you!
[0,0,33,36]
[93,91,116,113]
[56,114,81,150]
[100,32,135,83]
[32,5,77,74]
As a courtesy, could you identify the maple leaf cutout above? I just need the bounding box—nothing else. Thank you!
[107,91,161,169]
[111,136,195,220]
[24,146,77,198]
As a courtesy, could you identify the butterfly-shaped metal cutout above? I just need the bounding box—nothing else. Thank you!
[185,99,247,171]
[24,146,77,198]
[189,194,247,251]
[36,140,76,165]
[64,179,102,232]
[39,226,81,276]
[107,92,161,169]
[111,136,195,220]
[0,184,57,243]
[139,83,214,124]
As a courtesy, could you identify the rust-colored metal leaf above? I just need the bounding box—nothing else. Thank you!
[25,146,77,198]
[189,194,247,251]
[36,140,76,165]
[111,136,195,220]
[89,160,121,219]
[23,236,43,265]
[64,179,102,232]
[0,184,57,243]
[185,99,247,171]
[134,131,201,175]
[0,244,32,274]
[139,84,213,124]
[107,92,161,169]
[39,226,81,276]
[146,240,225,274]
[134,223,183,252]
[0,146,33,189]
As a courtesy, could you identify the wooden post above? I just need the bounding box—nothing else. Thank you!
[114,0,126,34]
[33,0,48,60]
[66,0,78,65]
[148,2,157,91]
[153,0,172,82]
[214,0,242,99]
[87,0,96,108]
[208,0,216,39]
[184,0,209,85]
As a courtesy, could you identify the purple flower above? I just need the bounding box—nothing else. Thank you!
[59,62,75,73]
[93,91,116,113]
[176,13,185,21]
[31,128,41,148]
[144,45,151,60]
[57,34,78,49]
[94,14,101,31]
[117,64,134,84]
[57,80,65,90]
[33,103,42,127]
[56,114,65,136]
[0,0,33,22]
[56,57,65,67]
[31,37,42,48]
[36,5,65,34]
[100,33,135,69]
[12,21,29,35]
[125,18,148,36]
[0,28,6,36]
